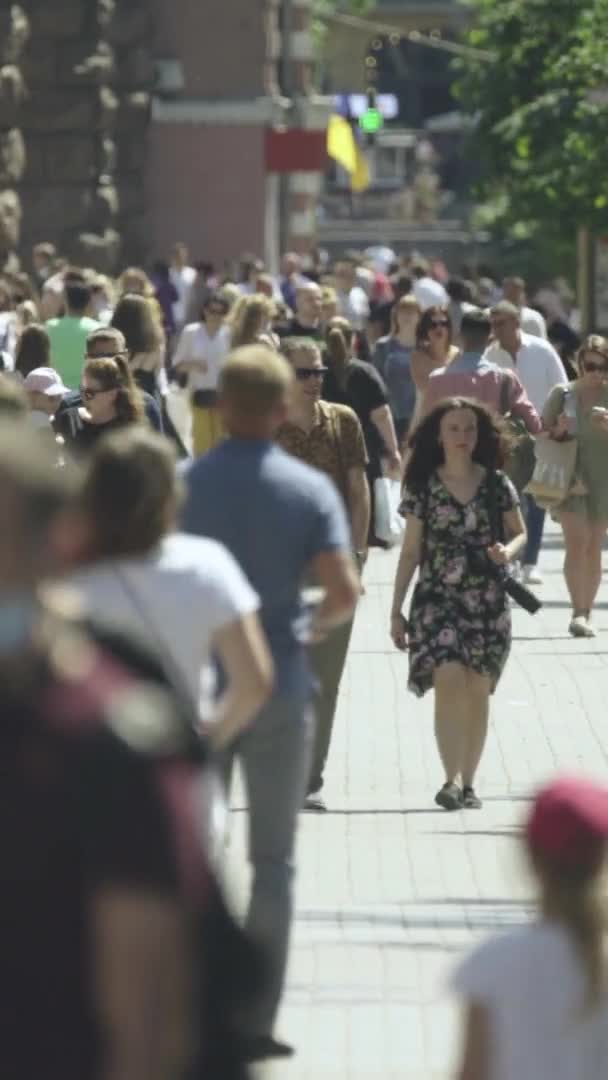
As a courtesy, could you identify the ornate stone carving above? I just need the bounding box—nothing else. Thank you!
[16,0,154,269]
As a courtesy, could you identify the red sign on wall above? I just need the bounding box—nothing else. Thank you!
[265,129,327,173]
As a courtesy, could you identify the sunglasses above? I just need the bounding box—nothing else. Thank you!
[584,362,608,374]
[429,319,449,329]
[84,350,127,361]
[295,367,328,381]
[80,385,116,400]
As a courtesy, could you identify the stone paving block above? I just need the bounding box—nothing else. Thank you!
[233,523,608,1079]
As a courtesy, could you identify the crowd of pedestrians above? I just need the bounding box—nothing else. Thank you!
[2,238,608,1078]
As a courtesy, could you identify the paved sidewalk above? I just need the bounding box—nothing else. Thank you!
[226,521,608,1080]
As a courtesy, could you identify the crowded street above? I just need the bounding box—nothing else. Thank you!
[225,523,608,1079]
[5,2,608,1079]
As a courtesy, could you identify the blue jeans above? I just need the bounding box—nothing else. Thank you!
[222,695,313,1036]
[523,494,546,566]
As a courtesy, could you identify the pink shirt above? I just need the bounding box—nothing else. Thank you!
[423,353,541,433]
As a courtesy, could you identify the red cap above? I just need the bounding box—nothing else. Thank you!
[527,776,608,869]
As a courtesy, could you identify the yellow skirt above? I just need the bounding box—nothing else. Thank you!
[191,404,224,457]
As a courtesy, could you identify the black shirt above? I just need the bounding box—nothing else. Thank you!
[278,318,323,341]
[323,358,389,466]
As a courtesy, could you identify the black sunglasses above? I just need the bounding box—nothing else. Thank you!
[80,384,117,400]
[429,319,449,329]
[584,361,608,374]
[295,367,328,381]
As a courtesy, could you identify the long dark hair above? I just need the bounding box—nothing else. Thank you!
[325,316,354,373]
[415,305,453,349]
[82,428,179,560]
[405,397,509,493]
[14,324,51,377]
[111,292,162,355]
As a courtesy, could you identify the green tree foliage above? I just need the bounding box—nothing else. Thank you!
[455,0,608,268]
[312,0,375,50]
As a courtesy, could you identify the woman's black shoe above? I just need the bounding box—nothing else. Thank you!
[462,786,482,809]
[435,782,463,811]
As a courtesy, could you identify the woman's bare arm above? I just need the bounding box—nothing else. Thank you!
[454,1003,490,1080]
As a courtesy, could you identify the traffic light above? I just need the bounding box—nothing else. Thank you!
[358,87,383,145]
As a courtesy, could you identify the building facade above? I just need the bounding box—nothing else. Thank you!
[147,0,329,270]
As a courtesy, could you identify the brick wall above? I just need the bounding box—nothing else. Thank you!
[146,123,266,263]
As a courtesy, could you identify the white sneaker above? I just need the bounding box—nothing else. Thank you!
[569,615,592,638]
[523,565,544,585]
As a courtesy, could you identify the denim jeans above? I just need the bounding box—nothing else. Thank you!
[523,494,546,566]
[222,694,313,1036]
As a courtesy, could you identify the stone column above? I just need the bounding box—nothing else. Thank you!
[20,0,121,271]
[109,0,154,266]
[0,5,29,272]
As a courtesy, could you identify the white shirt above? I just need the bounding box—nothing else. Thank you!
[170,265,197,327]
[412,275,449,310]
[68,532,259,718]
[336,285,370,329]
[452,922,608,1080]
[172,322,230,391]
[483,331,567,413]
[520,304,547,338]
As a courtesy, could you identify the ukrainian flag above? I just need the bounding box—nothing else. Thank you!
[327,114,370,193]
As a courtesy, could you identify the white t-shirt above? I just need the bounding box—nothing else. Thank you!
[68,532,259,717]
[452,922,608,1080]
[412,275,449,310]
[483,331,567,413]
[170,265,197,327]
[520,304,548,338]
[172,322,231,391]
[336,285,370,329]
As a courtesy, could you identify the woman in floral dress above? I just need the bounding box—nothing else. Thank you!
[390,398,526,811]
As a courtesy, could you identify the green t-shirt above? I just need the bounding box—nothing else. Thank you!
[46,316,102,389]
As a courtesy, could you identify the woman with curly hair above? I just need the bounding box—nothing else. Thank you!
[390,398,526,811]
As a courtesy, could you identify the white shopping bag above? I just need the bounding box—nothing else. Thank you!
[374,477,404,546]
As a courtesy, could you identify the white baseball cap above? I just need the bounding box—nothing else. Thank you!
[24,367,67,397]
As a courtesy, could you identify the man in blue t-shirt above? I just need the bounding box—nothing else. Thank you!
[181,345,358,1063]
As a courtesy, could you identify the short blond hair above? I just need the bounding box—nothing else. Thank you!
[219,345,293,416]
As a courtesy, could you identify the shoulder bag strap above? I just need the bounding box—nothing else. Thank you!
[420,482,430,565]
[487,469,505,545]
[499,371,513,417]
[114,567,198,717]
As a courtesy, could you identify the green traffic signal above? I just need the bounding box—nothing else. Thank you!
[358,108,383,134]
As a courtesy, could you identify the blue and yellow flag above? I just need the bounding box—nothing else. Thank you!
[327,114,370,193]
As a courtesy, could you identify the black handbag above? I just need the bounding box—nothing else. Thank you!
[477,470,542,614]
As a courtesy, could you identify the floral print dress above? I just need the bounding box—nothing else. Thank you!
[400,470,519,698]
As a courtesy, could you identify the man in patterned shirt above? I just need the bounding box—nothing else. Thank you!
[276,337,370,811]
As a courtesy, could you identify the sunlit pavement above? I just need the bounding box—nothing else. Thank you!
[225,520,608,1079]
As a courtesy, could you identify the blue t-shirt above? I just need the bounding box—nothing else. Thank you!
[180,438,350,697]
[373,336,416,422]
